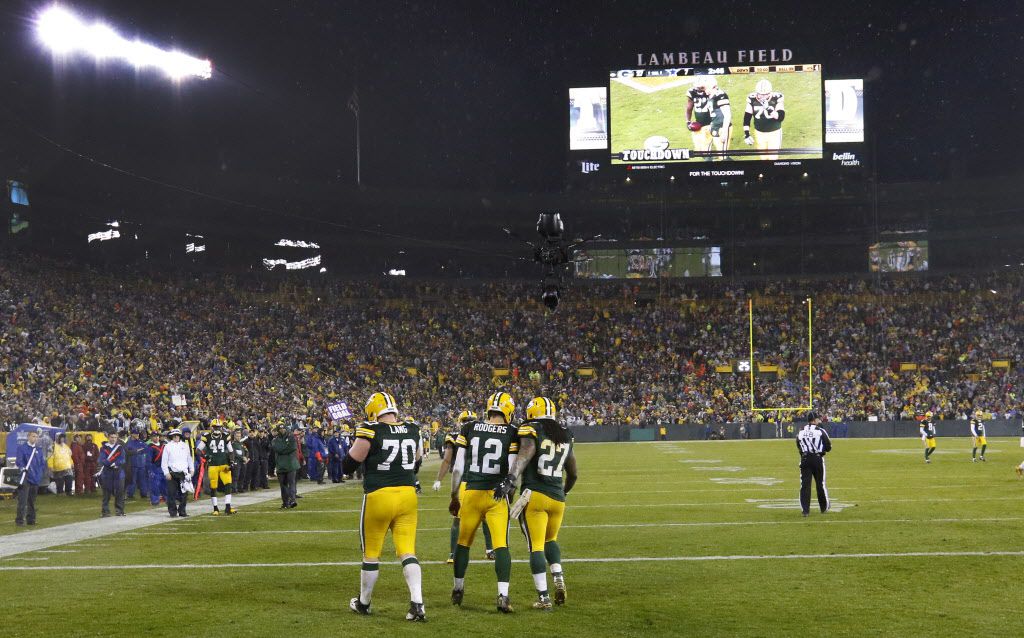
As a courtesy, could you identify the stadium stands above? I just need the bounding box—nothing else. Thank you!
[2,257,1021,429]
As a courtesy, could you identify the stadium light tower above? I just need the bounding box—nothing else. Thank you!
[36,5,212,80]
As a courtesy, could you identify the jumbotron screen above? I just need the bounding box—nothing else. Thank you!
[573,247,722,279]
[869,241,928,273]
[609,65,823,164]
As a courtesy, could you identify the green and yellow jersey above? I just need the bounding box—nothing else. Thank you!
[519,420,574,502]
[356,421,420,494]
[686,87,712,126]
[199,436,230,466]
[455,420,519,491]
[745,92,785,132]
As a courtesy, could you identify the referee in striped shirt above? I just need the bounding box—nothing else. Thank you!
[796,412,832,517]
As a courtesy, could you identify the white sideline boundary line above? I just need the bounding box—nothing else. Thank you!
[120,516,1024,536]
[0,457,441,559]
[4,550,1023,571]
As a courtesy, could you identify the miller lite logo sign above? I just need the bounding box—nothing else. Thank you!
[580,161,600,174]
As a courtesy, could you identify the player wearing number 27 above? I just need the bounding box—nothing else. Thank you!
[496,396,578,611]
[344,391,426,622]
[449,391,520,613]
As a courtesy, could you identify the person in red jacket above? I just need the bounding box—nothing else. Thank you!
[71,434,86,495]
[82,434,99,494]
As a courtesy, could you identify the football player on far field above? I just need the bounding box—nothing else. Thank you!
[685,76,714,159]
[449,392,519,614]
[970,410,988,462]
[496,397,578,611]
[743,79,785,160]
[344,391,426,622]
[920,411,937,464]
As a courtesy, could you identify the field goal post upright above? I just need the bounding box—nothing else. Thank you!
[748,297,814,414]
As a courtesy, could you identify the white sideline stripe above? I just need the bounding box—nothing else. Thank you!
[121,516,1024,536]
[4,550,1024,571]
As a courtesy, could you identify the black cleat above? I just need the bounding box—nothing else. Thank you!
[497,594,514,613]
[553,574,566,605]
[532,594,553,611]
[451,588,464,606]
[406,602,427,622]
[349,597,371,615]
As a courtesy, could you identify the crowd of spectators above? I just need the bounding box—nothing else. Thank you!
[2,256,1022,430]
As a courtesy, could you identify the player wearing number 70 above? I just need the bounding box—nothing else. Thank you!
[449,391,521,613]
[343,391,426,622]
[495,397,578,611]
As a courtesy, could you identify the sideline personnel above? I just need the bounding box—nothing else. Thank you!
[796,412,831,517]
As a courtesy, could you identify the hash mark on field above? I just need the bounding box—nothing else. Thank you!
[689,466,745,472]
[710,477,783,486]
[678,459,722,464]
[5,550,1024,571]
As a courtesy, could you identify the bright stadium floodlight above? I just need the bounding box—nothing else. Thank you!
[262,255,322,271]
[36,5,212,80]
[275,239,321,249]
[87,229,120,243]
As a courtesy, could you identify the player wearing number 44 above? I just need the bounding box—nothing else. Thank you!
[197,428,234,515]
[449,391,520,613]
[344,391,426,622]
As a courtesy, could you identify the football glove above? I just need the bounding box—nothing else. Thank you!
[448,494,461,517]
[744,136,754,146]
[710,128,719,138]
[686,121,702,132]
[414,480,422,494]
[493,475,516,501]
[432,480,442,491]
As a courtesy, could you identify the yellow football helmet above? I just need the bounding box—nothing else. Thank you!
[526,397,557,421]
[925,411,933,419]
[364,392,399,421]
[457,410,478,424]
[485,392,516,423]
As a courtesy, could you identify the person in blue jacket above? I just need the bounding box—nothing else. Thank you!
[125,429,149,500]
[99,431,127,517]
[148,432,166,506]
[305,427,328,484]
[327,427,346,484]
[15,429,47,526]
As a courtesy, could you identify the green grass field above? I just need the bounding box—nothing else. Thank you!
[610,71,823,163]
[2,438,1022,637]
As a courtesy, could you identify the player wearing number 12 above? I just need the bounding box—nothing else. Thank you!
[343,391,426,622]
[497,397,578,611]
[449,391,520,613]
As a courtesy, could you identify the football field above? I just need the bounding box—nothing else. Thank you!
[2,438,1022,637]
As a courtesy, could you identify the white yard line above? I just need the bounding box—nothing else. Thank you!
[3,550,1023,571]
[120,516,1024,536]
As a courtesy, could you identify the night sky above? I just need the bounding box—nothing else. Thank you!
[0,0,1021,202]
